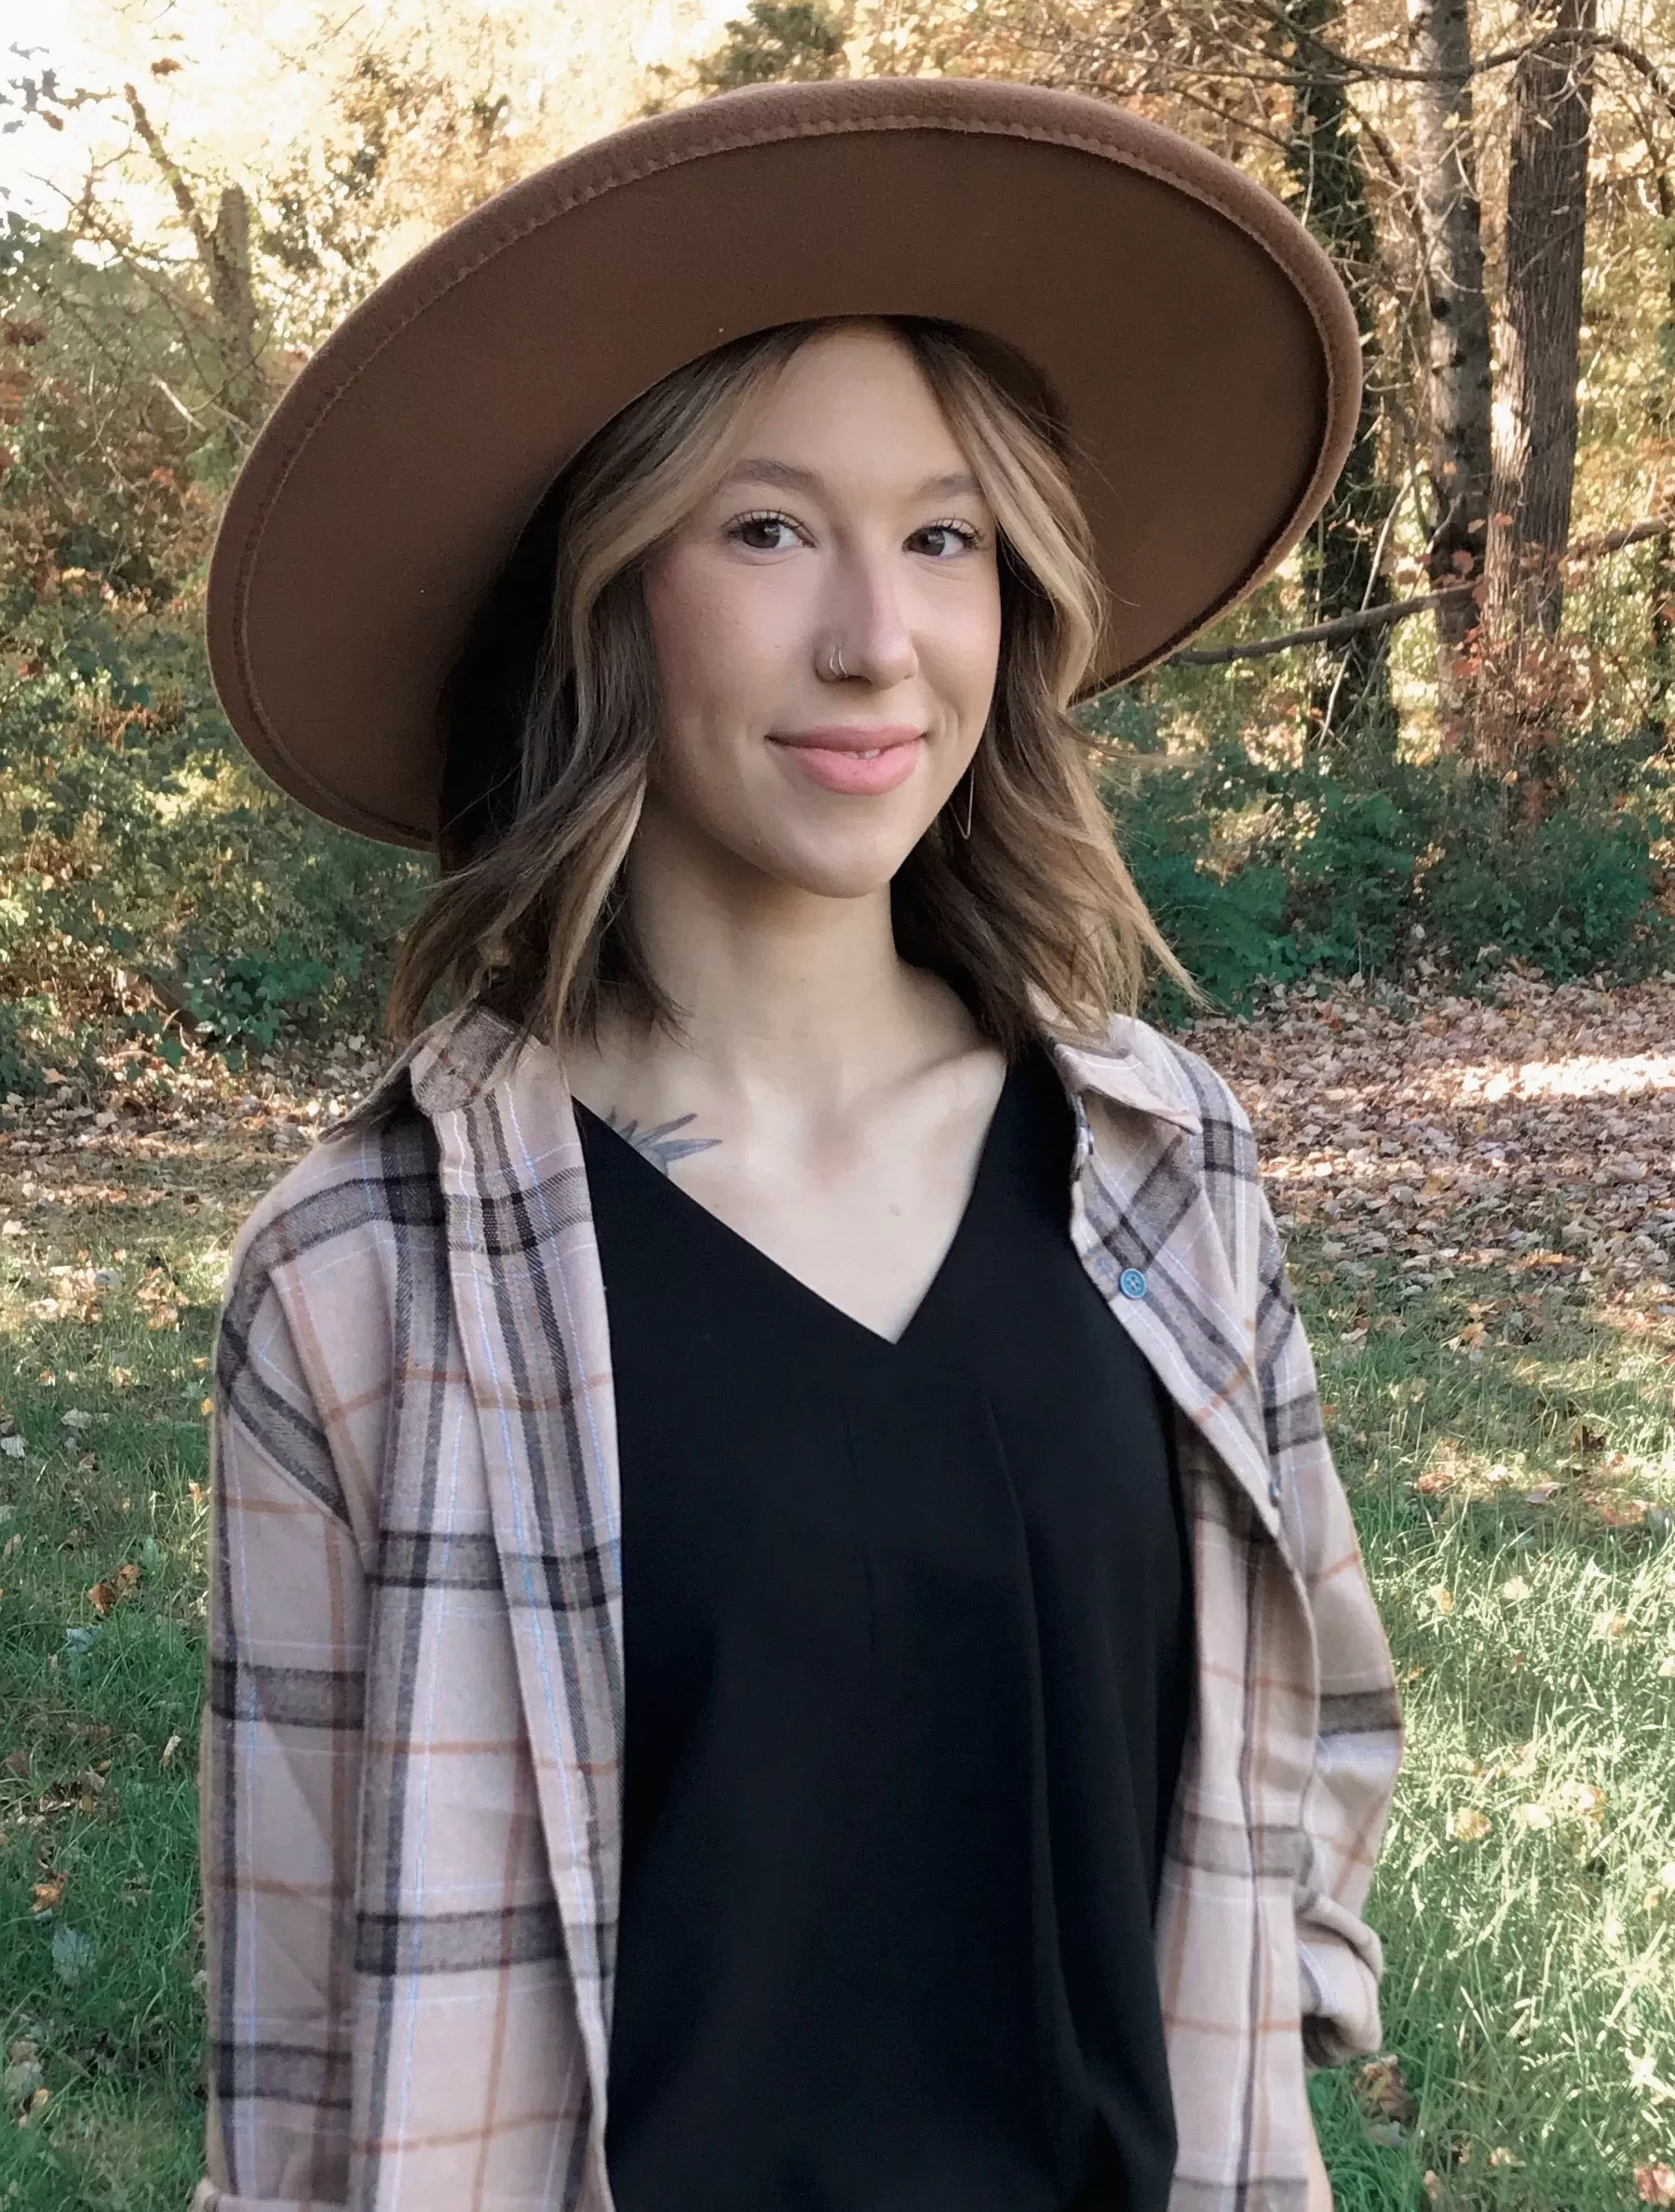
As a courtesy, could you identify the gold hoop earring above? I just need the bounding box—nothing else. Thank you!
[956,765,975,840]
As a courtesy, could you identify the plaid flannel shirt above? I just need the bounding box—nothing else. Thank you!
[193,997,1402,2212]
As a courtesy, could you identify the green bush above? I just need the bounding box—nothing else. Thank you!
[0,588,429,1080]
[1098,706,1671,1012]
[1420,797,1668,981]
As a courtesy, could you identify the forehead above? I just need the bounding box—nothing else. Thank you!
[739,323,969,466]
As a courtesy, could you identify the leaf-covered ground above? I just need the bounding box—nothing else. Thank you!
[1205,967,1675,1396]
[1,981,1672,2210]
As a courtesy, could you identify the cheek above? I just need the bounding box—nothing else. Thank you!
[645,556,789,728]
[932,577,1004,721]
[642,561,722,715]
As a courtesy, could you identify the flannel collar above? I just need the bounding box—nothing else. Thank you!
[345,997,1206,1142]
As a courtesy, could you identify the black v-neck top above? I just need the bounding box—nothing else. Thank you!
[578,1040,1194,2212]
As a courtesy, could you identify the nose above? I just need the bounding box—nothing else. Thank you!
[821,539,918,690]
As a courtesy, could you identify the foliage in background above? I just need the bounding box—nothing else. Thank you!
[1089,683,1673,1013]
[0,587,426,1086]
[696,3,851,91]
[0,214,427,1089]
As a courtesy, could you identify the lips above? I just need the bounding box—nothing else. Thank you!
[769,725,924,798]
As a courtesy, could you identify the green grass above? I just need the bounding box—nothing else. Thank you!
[1,1130,1672,2207]
[0,1157,230,2212]
[1307,1288,1675,2212]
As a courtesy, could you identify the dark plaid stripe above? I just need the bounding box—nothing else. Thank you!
[209,1657,365,1732]
[374,1529,504,1590]
[1264,1382,1327,1463]
[1194,1087,1258,1189]
[1173,1804,1309,1882]
[1254,1262,1300,1379]
[361,1133,459,2194]
[1088,1136,1263,1436]
[466,1082,627,2020]
[506,1539,620,1616]
[213,2036,352,2110]
[1320,1686,1405,1735]
[356,1898,564,1976]
[1232,1466,1266,2197]
[474,1163,593,1254]
[214,1325,344,1522]
[214,1126,445,1524]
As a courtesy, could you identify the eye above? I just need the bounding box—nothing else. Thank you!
[727,509,806,553]
[910,519,986,560]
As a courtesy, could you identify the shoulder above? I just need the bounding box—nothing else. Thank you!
[221,1076,442,1336]
[1065,1012,1277,1275]
[1071,1013,1256,1185]
[1099,1010,1259,1153]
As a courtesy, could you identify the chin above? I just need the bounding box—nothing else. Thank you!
[757,823,925,900]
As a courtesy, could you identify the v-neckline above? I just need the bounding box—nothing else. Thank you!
[574,1052,1023,1354]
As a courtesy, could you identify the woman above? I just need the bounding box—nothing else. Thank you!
[196,78,1402,2212]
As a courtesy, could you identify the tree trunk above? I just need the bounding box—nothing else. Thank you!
[1647,155,1675,743]
[1485,0,1597,640]
[1406,0,1493,697]
[124,86,269,445]
[207,185,263,432]
[1654,532,1675,743]
[1280,0,1398,762]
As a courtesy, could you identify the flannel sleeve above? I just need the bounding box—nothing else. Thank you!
[193,1235,369,2211]
[1254,1184,1405,2071]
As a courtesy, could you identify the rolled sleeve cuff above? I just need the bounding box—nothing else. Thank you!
[1297,1916,1385,2071]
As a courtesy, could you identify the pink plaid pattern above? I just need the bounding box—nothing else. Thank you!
[194,1000,1402,2212]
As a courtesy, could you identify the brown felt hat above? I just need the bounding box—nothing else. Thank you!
[207,76,1360,850]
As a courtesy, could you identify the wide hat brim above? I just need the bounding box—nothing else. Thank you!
[207,77,1360,850]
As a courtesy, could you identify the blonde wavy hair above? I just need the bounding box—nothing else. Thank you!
[385,315,1189,1054]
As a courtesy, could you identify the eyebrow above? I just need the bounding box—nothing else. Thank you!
[723,457,983,501]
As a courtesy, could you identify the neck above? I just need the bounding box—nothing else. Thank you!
[582,798,973,1113]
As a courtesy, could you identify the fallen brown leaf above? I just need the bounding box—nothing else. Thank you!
[1355,2052,1416,2124]
[1597,1500,1649,1529]
[1190,976,1675,1329]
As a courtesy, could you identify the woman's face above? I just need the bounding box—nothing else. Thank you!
[640,322,1003,899]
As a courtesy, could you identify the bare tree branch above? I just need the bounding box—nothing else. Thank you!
[123,83,214,265]
[1158,514,1675,666]
[1221,2,1675,100]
